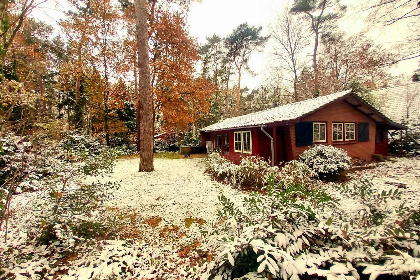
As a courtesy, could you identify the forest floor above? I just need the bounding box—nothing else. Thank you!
[1,156,419,279]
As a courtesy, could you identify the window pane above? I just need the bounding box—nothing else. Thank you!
[333,123,343,141]
[345,123,355,140]
[234,132,242,151]
[320,124,325,140]
[217,135,222,149]
[333,124,338,140]
[243,132,251,152]
[224,134,229,151]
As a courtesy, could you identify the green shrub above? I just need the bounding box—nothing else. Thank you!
[299,145,351,179]
[212,177,420,280]
[206,153,278,189]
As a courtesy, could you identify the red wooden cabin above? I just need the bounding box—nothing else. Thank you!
[200,90,405,165]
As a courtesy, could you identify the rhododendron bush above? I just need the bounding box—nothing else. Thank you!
[299,145,352,179]
[206,152,317,190]
[206,153,419,279]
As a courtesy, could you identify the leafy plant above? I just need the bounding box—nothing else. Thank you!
[299,145,351,179]
[205,153,278,189]
[211,171,420,279]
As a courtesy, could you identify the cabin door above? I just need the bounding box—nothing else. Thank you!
[375,124,389,156]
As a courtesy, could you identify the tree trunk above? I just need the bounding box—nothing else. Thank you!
[293,72,298,101]
[313,30,319,97]
[75,43,82,104]
[236,68,241,108]
[134,51,140,152]
[135,0,154,172]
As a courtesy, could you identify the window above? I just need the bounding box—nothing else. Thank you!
[223,134,229,152]
[216,135,222,150]
[234,131,252,153]
[333,123,343,141]
[313,122,326,142]
[234,132,242,152]
[345,123,355,141]
[242,131,252,154]
[332,122,356,141]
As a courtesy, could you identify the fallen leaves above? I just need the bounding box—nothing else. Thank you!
[145,216,162,228]
[184,217,206,228]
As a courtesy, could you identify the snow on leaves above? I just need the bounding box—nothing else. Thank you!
[210,156,420,280]
[1,144,419,279]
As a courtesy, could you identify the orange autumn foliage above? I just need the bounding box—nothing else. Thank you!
[150,9,215,130]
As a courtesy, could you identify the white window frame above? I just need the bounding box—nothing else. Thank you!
[234,131,242,152]
[345,123,356,141]
[332,123,343,141]
[313,122,326,143]
[234,131,252,154]
[242,131,252,154]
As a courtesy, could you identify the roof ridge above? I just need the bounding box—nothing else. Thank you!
[221,89,352,122]
[201,89,352,132]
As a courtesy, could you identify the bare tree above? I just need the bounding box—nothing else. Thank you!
[364,0,420,64]
[134,0,154,172]
[270,11,309,101]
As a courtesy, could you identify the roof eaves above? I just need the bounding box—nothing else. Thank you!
[350,92,407,130]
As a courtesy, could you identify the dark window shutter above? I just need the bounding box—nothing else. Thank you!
[296,122,313,146]
[358,122,369,142]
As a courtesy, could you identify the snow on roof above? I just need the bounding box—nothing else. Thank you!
[201,90,352,132]
[372,82,420,126]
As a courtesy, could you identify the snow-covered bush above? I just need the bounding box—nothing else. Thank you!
[0,133,39,233]
[211,177,420,280]
[31,134,121,246]
[236,156,278,189]
[206,153,320,191]
[206,153,278,189]
[59,132,104,158]
[212,177,336,279]
[299,145,351,179]
[37,181,120,247]
[389,125,420,156]
[0,132,121,247]
[206,152,239,184]
[275,160,318,189]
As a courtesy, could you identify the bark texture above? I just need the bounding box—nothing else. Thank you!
[134,0,154,171]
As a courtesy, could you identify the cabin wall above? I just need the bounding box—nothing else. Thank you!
[257,128,272,162]
[292,100,377,160]
[201,128,260,164]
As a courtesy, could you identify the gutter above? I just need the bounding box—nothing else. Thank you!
[261,126,274,167]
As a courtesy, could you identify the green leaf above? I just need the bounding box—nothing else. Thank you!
[326,217,333,226]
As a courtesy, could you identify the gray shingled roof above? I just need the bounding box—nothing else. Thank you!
[201,90,351,132]
[202,88,407,132]
[372,82,420,126]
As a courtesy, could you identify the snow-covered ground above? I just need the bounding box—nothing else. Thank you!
[1,158,246,279]
[1,156,419,279]
[100,158,245,225]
